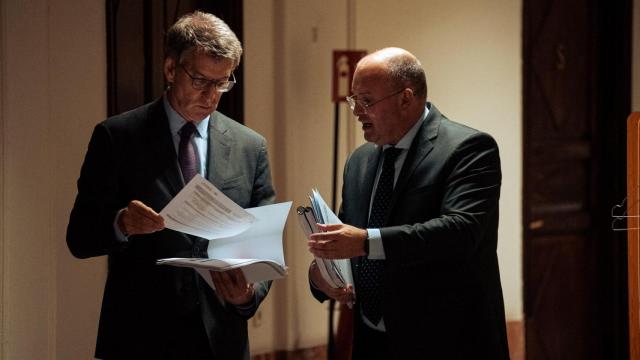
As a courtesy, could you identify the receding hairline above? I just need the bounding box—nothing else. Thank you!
[359,47,417,67]
[355,47,427,99]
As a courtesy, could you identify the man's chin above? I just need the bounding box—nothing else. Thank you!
[363,131,376,143]
[189,110,214,121]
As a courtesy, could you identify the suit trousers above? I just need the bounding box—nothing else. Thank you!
[101,307,213,360]
[352,317,391,360]
[167,306,214,360]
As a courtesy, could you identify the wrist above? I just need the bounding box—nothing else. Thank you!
[116,209,129,236]
[237,285,255,306]
[363,230,370,256]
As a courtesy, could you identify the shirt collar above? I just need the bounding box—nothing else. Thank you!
[382,105,429,151]
[163,94,210,138]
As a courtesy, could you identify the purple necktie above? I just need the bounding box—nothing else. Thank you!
[178,122,198,183]
[359,146,402,324]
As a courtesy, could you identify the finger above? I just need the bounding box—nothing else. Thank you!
[214,271,251,303]
[129,201,164,226]
[217,271,245,297]
[326,287,352,302]
[307,239,336,248]
[124,211,163,233]
[222,269,244,289]
[309,232,339,240]
[122,213,158,229]
[121,215,162,234]
[211,271,231,297]
[309,248,338,259]
[310,248,349,260]
[229,269,248,286]
[316,223,342,231]
[346,284,355,294]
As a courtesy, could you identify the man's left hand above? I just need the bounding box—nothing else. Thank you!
[210,269,255,305]
[308,223,368,259]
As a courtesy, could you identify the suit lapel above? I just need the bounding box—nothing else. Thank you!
[146,98,183,195]
[387,103,441,219]
[206,112,232,188]
[355,145,382,228]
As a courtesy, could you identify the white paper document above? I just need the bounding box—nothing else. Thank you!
[159,174,256,240]
[157,175,291,284]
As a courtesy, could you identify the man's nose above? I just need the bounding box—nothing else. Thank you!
[352,104,366,116]
[202,86,220,102]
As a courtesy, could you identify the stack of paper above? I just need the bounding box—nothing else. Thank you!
[157,175,291,286]
[297,189,354,290]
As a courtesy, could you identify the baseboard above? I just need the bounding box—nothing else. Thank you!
[507,320,525,360]
[252,345,327,360]
[254,320,524,360]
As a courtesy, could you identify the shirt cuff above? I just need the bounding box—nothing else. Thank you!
[233,289,257,316]
[366,229,386,259]
[113,208,129,242]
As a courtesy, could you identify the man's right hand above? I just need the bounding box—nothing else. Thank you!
[309,260,355,304]
[117,200,165,236]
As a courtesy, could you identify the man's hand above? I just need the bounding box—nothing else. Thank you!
[117,200,165,235]
[309,260,354,304]
[308,223,368,259]
[210,269,255,306]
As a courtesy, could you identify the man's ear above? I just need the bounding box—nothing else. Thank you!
[400,88,414,108]
[164,57,176,84]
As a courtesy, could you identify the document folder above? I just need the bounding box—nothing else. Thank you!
[296,189,353,293]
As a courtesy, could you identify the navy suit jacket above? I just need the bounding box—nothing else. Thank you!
[67,98,275,359]
[314,103,509,359]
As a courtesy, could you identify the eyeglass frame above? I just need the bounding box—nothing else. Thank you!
[178,64,236,93]
[346,87,407,113]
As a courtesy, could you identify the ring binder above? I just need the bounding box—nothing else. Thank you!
[296,190,354,301]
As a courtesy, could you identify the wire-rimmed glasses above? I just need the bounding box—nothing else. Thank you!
[179,64,236,93]
[346,88,406,114]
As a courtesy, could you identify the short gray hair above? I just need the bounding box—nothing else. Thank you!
[165,11,242,68]
[387,55,427,100]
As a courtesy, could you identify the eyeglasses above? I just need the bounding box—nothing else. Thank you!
[179,64,236,92]
[346,88,406,114]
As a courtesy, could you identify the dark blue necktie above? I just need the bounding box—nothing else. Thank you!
[359,146,402,324]
[179,122,198,183]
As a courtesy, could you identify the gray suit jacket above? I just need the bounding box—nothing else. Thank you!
[67,98,275,359]
[314,103,509,359]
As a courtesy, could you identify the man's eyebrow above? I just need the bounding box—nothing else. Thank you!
[191,70,229,82]
[351,91,371,97]
[200,72,230,80]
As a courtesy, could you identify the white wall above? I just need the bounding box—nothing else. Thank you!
[1,0,106,358]
[244,0,352,351]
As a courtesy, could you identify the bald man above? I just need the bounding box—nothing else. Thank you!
[307,48,509,359]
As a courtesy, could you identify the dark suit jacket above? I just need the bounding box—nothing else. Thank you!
[67,98,275,359]
[313,103,509,359]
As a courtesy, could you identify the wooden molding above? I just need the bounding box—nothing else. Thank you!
[252,345,327,360]
[0,0,5,355]
[507,320,524,360]
[628,112,640,359]
[251,320,525,360]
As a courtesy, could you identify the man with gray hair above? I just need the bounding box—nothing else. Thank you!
[307,48,510,359]
[67,11,274,359]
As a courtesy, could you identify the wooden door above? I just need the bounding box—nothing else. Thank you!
[523,0,630,358]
